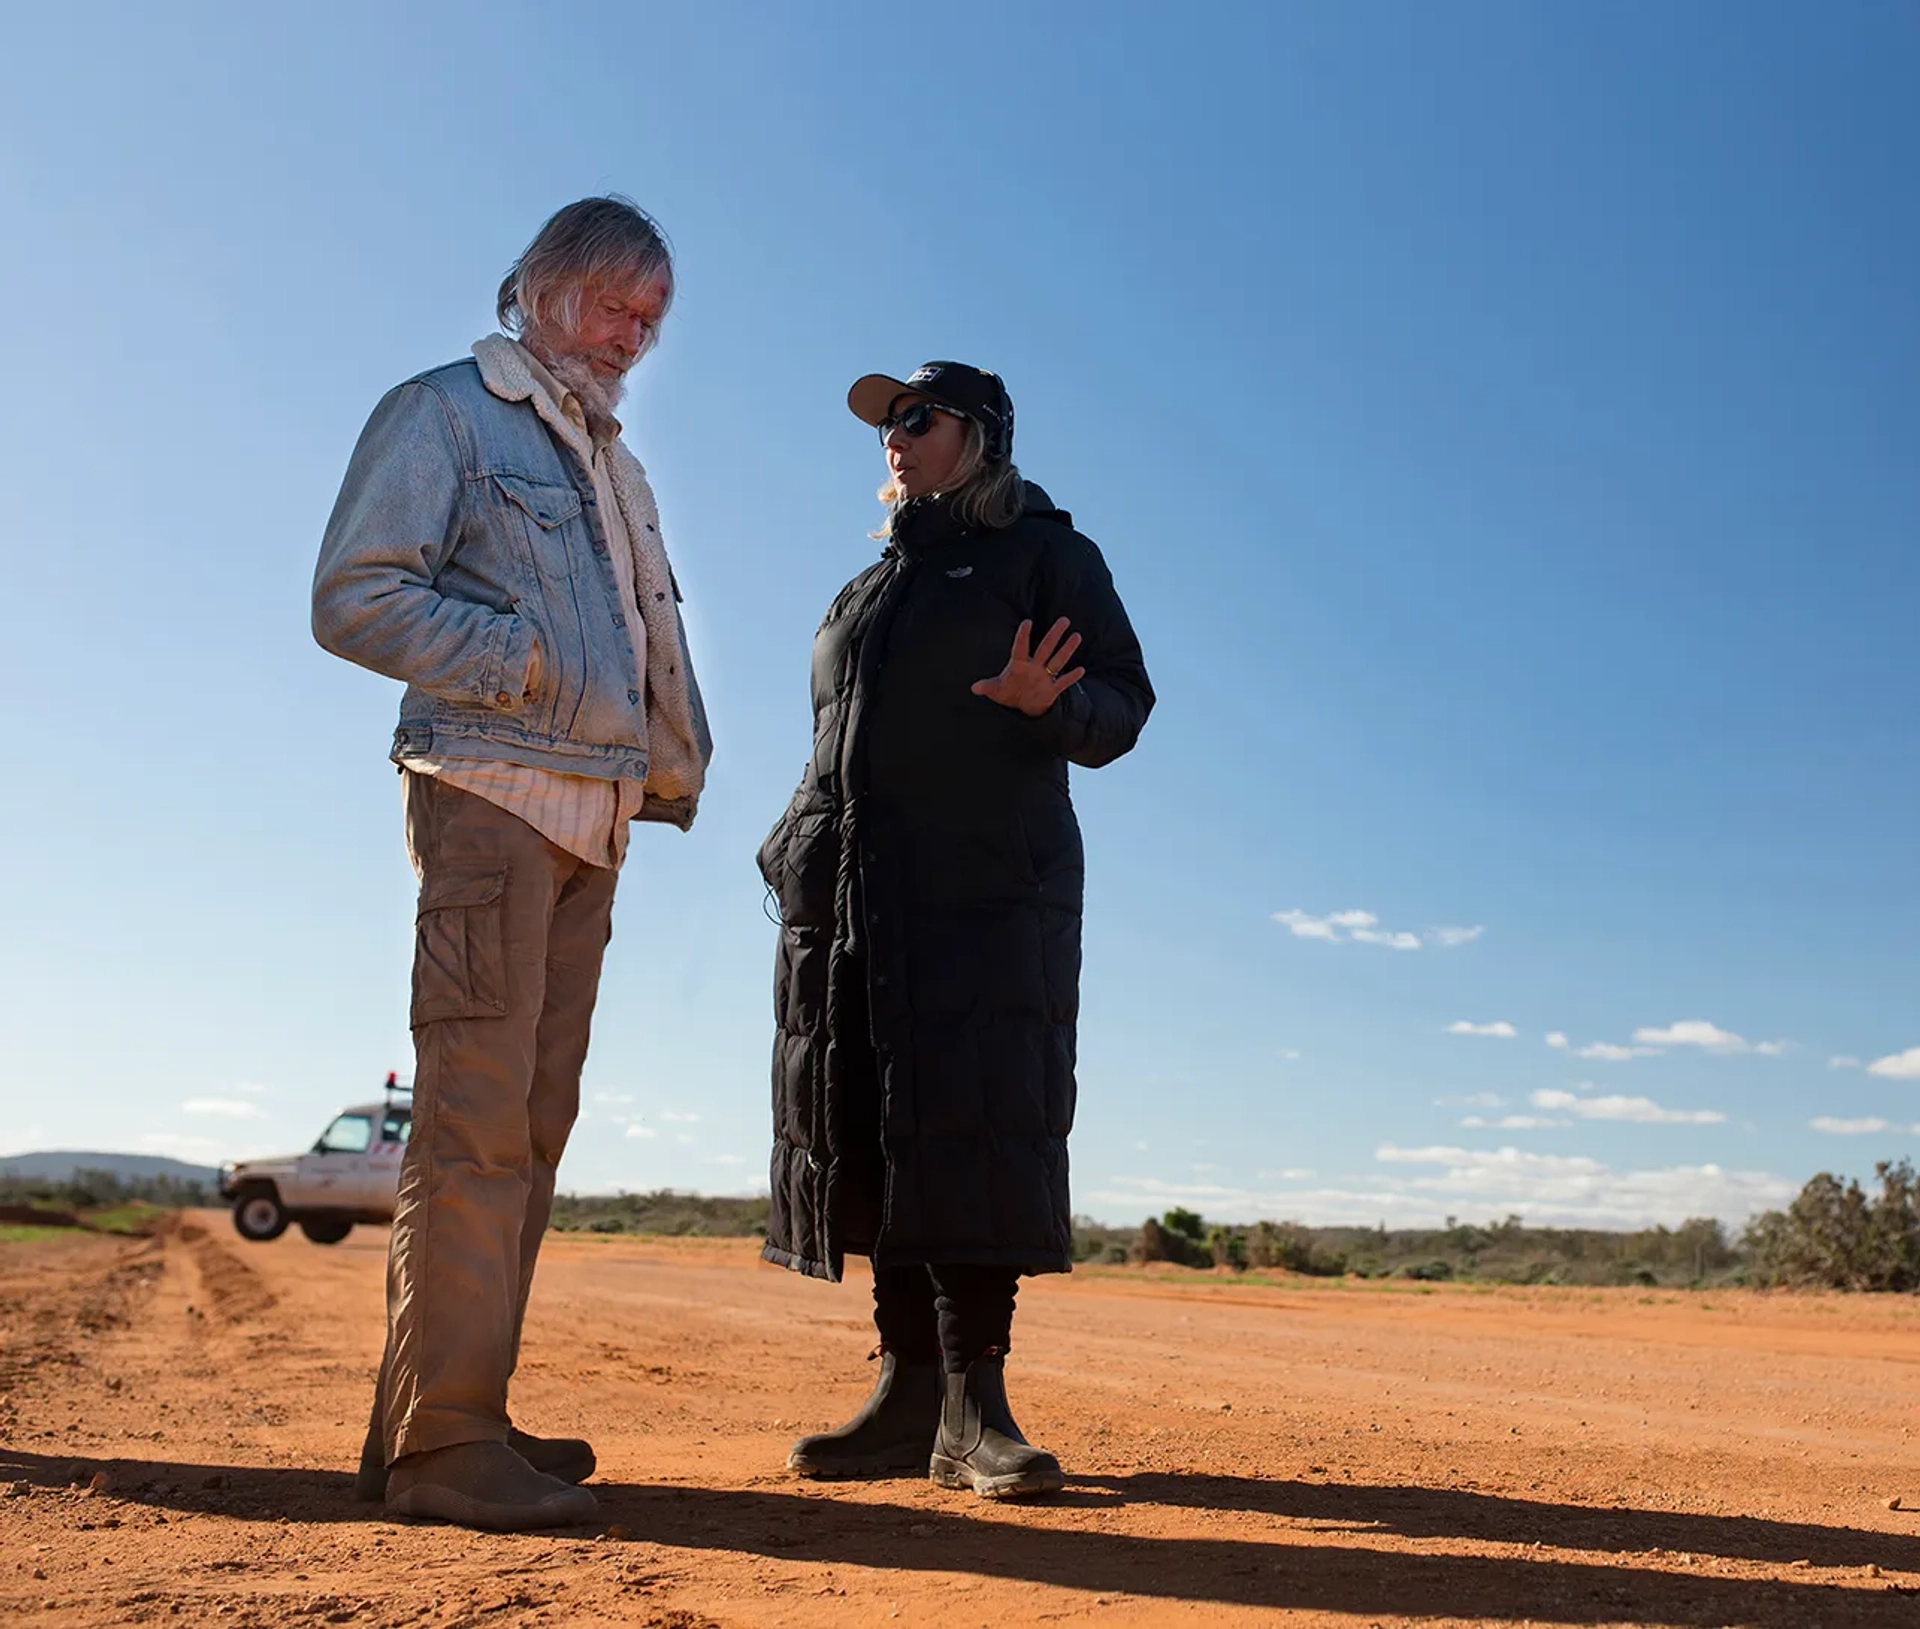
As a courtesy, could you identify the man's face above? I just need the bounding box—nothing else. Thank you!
[535,270,673,408]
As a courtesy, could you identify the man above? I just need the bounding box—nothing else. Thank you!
[312,196,711,1532]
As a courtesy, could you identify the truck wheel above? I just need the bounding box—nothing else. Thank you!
[232,1187,288,1242]
[300,1219,353,1245]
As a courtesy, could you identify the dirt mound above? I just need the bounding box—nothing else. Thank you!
[168,1216,278,1325]
[0,1203,81,1228]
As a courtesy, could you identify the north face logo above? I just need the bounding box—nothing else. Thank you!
[946,566,973,578]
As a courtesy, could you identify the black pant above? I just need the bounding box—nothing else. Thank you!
[872,1262,1019,1373]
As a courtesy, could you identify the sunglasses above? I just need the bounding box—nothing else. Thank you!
[878,400,967,443]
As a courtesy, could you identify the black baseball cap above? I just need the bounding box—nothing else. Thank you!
[848,361,1015,462]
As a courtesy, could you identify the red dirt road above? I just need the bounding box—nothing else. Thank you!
[5,1214,1920,1627]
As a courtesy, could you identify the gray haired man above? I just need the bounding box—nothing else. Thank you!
[313,197,712,1531]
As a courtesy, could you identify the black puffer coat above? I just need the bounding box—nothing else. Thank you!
[758,484,1154,1282]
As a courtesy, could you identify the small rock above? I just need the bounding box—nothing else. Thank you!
[200,1474,228,1490]
[1869,1565,1883,1578]
[32,1568,46,1581]
[87,1472,111,1495]
[1889,1497,1904,1512]
[603,1524,632,1541]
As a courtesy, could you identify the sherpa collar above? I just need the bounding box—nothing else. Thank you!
[471,333,631,458]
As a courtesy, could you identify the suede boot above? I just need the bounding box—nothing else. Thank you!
[787,1350,943,1478]
[930,1353,1064,1499]
[383,1440,599,1531]
[354,1395,595,1502]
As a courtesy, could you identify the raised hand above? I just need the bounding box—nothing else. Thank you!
[971,617,1085,717]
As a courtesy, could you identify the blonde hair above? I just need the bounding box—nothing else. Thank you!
[874,418,1025,539]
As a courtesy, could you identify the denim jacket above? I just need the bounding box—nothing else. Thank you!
[312,340,712,829]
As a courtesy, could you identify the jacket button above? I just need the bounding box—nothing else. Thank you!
[592,542,606,554]
[628,689,641,704]
[494,691,513,706]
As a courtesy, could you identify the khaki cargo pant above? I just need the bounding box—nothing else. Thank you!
[375,772,618,1464]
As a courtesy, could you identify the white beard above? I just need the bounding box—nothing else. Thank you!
[542,347,627,419]
[523,323,650,424]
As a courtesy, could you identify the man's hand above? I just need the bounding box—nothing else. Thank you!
[523,637,544,704]
[971,618,1084,718]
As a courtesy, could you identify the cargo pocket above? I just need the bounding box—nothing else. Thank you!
[410,868,510,1027]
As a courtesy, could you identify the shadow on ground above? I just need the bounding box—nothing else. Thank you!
[5,1449,1915,1625]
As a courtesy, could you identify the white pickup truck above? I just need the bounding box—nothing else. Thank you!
[218,1094,411,1245]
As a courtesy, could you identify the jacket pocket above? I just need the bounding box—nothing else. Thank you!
[493,473,584,595]
[410,868,510,1026]
[492,473,582,530]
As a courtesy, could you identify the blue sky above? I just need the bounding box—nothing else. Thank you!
[2,2,1915,1228]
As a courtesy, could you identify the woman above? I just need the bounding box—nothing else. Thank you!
[757,361,1153,1498]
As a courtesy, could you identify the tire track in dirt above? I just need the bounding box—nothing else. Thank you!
[0,1233,164,1396]
[169,1215,278,1325]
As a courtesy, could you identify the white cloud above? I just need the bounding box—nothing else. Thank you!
[1439,1092,1507,1109]
[1810,1116,1901,1136]
[1829,1056,1863,1071]
[1545,1032,1569,1050]
[594,1091,635,1105]
[182,1097,268,1120]
[1462,1114,1568,1130]
[1868,1048,1920,1081]
[1447,1020,1517,1039]
[1085,1148,1792,1229]
[1367,1144,1794,1227]
[234,1081,271,1096]
[1631,1019,1790,1056]
[675,1133,696,1145]
[1575,1041,1662,1062]
[1257,1167,1316,1180]
[1275,910,1342,942]
[1530,1087,1724,1126]
[1272,909,1481,951]
[625,1125,657,1139]
[1635,1019,1746,1051]
[1276,1048,1302,1061]
[1350,927,1422,950]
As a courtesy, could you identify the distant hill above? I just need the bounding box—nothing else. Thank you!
[0,1151,220,1186]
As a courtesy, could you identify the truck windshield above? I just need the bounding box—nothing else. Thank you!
[317,1114,374,1154]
